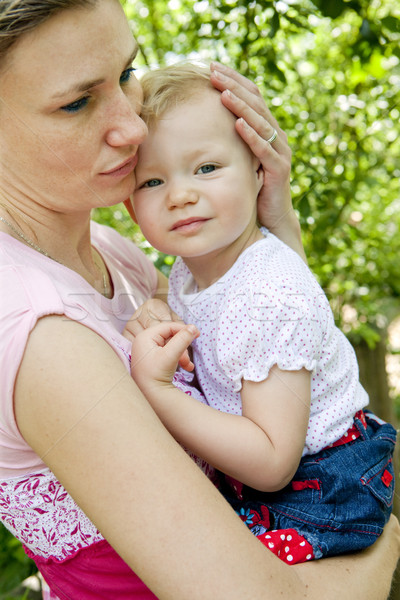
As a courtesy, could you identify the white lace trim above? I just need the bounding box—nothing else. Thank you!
[0,469,103,560]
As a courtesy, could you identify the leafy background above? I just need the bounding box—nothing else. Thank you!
[1,0,399,596]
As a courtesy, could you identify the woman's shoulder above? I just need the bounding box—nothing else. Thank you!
[0,237,65,317]
[91,220,157,282]
[91,220,144,260]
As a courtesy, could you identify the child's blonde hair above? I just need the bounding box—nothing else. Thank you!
[140,62,213,126]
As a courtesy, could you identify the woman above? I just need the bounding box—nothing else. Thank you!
[0,1,398,599]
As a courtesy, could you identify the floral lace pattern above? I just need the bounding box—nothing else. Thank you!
[0,469,103,560]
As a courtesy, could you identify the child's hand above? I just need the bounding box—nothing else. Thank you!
[124,298,182,337]
[124,299,194,370]
[130,322,200,393]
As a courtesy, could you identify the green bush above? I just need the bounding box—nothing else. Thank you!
[0,524,38,597]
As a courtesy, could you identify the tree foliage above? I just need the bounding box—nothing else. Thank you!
[0,524,37,598]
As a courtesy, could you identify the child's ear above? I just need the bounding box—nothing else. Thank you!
[123,196,137,223]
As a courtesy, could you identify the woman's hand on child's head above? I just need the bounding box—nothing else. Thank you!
[209,62,293,232]
[130,322,200,393]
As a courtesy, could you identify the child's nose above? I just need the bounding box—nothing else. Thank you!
[167,187,199,209]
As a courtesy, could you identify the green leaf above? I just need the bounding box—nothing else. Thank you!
[268,11,280,38]
[0,526,37,594]
[381,16,400,33]
[313,0,347,19]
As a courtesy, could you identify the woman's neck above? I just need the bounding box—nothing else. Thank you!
[0,198,112,297]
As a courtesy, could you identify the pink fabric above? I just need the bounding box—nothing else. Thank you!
[41,579,59,600]
[0,221,158,478]
[27,539,158,599]
[0,470,104,560]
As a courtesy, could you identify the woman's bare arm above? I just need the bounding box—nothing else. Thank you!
[15,316,399,599]
[294,515,400,600]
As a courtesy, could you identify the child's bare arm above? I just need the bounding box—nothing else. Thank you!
[131,324,310,492]
[239,366,311,490]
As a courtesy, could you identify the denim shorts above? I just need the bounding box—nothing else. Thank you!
[222,411,396,559]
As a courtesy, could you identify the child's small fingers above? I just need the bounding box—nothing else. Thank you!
[142,321,198,349]
[162,325,199,367]
[178,350,195,372]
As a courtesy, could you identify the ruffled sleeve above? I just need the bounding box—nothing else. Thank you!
[214,238,331,392]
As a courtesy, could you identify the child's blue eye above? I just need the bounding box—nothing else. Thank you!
[198,164,216,174]
[120,67,136,84]
[142,178,162,188]
[60,96,89,113]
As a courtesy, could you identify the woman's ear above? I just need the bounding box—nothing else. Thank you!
[123,196,137,223]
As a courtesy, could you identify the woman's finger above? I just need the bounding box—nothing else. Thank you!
[235,117,290,173]
[209,66,289,157]
[210,63,276,124]
[220,88,287,156]
[210,61,263,100]
[209,63,296,240]
[126,299,182,338]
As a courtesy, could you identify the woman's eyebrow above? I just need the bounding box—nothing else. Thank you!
[50,46,138,100]
[51,77,105,100]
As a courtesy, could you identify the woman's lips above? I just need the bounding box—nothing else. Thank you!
[101,155,138,177]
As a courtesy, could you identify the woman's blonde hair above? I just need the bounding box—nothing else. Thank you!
[0,0,96,66]
[140,62,214,126]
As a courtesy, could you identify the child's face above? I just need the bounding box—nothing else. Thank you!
[133,88,263,268]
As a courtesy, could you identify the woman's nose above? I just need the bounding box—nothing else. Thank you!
[105,92,148,148]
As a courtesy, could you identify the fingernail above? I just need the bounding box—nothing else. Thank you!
[222,89,239,103]
[210,61,221,70]
[213,70,227,82]
[211,61,227,72]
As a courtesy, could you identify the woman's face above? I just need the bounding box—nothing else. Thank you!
[0,0,147,212]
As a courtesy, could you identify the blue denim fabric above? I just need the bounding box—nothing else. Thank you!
[223,412,396,559]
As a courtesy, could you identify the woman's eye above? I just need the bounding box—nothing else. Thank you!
[59,67,135,113]
[60,96,89,113]
[197,164,216,174]
[142,178,162,188]
[120,67,136,84]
